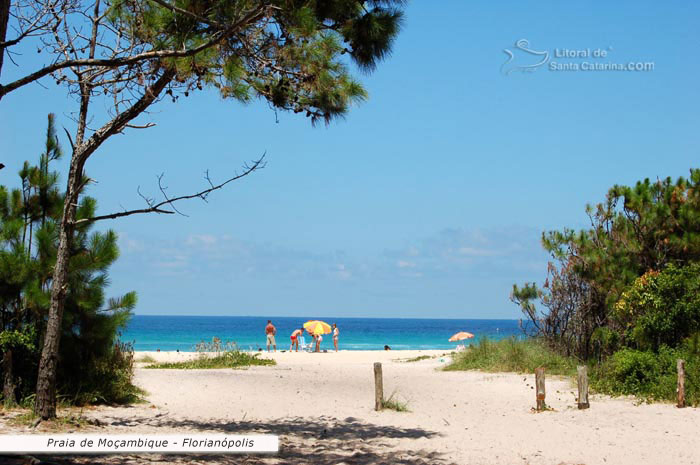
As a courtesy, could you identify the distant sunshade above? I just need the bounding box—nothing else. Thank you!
[448,331,474,342]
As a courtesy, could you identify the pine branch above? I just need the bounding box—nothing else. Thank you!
[0,5,267,99]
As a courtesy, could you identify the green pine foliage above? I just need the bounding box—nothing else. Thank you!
[513,170,700,360]
[0,114,138,406]
[543,172,700,309]
[504,169,700,404]
[109,0,405,124]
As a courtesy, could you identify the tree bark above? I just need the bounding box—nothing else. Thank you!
[34,154,82,419]
[0,0,9,78]
[2,349,16,406]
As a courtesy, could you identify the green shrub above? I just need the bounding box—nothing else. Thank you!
[58,341,141,406]
[590,326,620,357]
[591,345,700,405]
[614,263,700,350]
[593,348,666,397]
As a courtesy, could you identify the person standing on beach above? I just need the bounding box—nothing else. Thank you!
[315,332,323,352]
[332,323,339,352]
[290,327,303,352]
[265,320,277,352]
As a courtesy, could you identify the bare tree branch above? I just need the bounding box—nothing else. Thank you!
[74,153,266,225]
[124,122,156,129]
[74,68,176,168]
[157,172,188,217]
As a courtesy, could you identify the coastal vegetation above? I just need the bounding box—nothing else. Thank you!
[1,0,406,420]
[400,355,433,363]
[447,337,700,405]
[144,350,275,370]
[450,171,700,405]
[0,115,139,408]
[135,354,157,364]
[445,338,576,376]
[143,338,275,369]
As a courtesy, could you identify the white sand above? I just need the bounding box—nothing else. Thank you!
[5,349,700,464]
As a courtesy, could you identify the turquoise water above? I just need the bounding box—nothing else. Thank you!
[122,315,522,351]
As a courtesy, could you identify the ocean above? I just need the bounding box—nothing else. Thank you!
[122,315,523,351]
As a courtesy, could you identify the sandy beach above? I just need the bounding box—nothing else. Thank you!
[4,349,700,465]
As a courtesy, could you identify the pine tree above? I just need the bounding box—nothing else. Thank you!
[514,170,700,359]
[0,114,136,406]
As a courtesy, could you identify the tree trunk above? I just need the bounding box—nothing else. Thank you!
[0,0,10,78]
[2,349,16,406]
[34,70,174,420]
[34,155,82,420]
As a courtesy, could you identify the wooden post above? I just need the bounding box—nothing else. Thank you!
[374,362,384,411]
[677,359,686,408]
[577,365,590,409]
[535,366,546,411]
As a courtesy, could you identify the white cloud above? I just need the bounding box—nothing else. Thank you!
[383,227,547,279]
[332,264,352,280]
[185,234,218,247]
[457,247,499,257]
[117,226,547,285]
[117,232,145,253]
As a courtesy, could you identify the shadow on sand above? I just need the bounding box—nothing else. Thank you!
[2,415,455,465]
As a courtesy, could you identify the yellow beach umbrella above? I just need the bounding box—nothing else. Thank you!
[304,320,332,336]
[448,331,474,342]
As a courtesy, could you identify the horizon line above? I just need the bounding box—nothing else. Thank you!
[132,313,521,321]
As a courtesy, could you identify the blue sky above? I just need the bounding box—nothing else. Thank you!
[2,1,699,318]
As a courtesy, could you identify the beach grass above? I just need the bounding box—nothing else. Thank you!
[400,355,432,363]
[444,337,577,376]
[144,351,275,369]
[135,354,157,363]
[381,391,410,412]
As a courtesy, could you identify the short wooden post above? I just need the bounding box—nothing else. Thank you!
[535,366,546,411]
[677,359,686,408]
[374,362,384,411]
[577,365,590,409]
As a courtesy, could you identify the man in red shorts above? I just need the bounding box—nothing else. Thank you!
[290,327,303,352]
[265,320,277,352]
